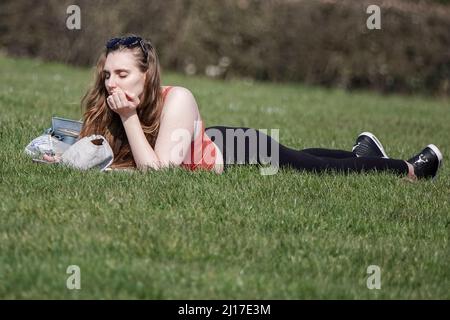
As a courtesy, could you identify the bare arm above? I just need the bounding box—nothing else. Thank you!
[110,87,197,170]
[120,113,161,170]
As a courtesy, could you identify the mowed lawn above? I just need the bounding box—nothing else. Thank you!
[0,54,448,299]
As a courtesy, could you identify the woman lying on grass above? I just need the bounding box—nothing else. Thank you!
[44,35,443,180]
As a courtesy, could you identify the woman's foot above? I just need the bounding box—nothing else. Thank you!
[352,132,389,158]
[407,144,443,179]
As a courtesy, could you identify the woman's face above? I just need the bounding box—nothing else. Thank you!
[103,50,146,98]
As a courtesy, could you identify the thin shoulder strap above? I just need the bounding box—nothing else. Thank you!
[162,86,174,101]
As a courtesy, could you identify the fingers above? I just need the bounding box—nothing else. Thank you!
[107,95,117,110]
[107,92,124,111]
[112,92,122,109]
[124,91,140,105]
[124,91,134,101]
[43,154,61,162]
[117,90,128,107]
[107,89,130,110]
[43,154,54,162]
[107,89,139,117]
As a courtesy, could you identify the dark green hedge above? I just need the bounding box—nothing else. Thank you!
[1,0,449,95]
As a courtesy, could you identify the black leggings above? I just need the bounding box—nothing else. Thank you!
[205,126,408,175]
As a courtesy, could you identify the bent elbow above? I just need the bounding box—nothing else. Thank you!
[136,159,162,171]
[137,160,180,171]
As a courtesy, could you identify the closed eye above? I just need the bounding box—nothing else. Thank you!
[103,69,130,79]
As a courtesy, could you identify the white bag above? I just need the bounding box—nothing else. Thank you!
[61,135,114,171]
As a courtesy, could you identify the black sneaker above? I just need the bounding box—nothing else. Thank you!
[352,132,389,158]
[407,144,443,179]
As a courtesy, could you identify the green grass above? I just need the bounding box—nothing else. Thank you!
[0,54,449,299]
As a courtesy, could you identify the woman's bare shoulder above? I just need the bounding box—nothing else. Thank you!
[162,86,193,96]
[161,86,199,117]
[162,86,197,105]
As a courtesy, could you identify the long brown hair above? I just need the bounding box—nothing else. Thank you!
[79,36,164,169]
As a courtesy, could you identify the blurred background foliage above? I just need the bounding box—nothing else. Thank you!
[0,0,449,95]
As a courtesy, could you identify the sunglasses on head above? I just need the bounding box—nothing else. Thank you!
[106,36,149,61]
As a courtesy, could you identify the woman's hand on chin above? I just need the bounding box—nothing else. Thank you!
[106,88,140,120]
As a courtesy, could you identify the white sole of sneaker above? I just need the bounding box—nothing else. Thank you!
[427,144,443,166]
[357,131,389,158]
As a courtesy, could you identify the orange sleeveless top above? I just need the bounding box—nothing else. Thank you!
[161,86,217,171]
